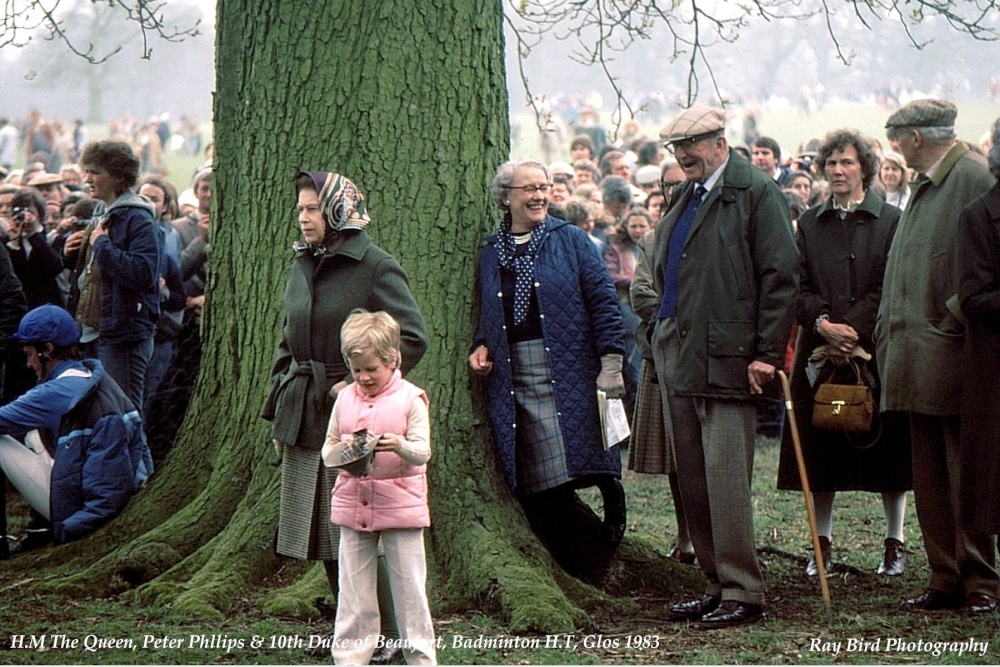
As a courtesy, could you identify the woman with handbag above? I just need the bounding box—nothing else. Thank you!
[776,129,912,577]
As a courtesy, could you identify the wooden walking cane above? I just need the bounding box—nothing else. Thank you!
[778,370,832,625]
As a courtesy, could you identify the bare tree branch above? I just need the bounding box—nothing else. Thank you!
[505,0,999,134]
[0,0,201,63]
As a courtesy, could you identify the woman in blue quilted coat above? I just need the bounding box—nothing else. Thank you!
[470,157,627,583]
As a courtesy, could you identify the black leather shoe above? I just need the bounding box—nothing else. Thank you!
[876,538,906,576]
[369,645,402,665]
[668,594,720,620]
[9,528,53,555]
[805,536,831,577]
[962,593,1000,615]
[901,589,962,611]
[699,600,764,629]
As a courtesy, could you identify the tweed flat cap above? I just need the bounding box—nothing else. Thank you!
[27,172,63,187]
[885,99,957,129]
[660,106,726,143]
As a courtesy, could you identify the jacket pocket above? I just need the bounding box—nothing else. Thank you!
[707,320,754,389]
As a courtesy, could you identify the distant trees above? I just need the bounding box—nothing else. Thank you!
[0,0,210,121]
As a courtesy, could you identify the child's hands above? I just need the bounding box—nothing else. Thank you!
[375,433,403,453]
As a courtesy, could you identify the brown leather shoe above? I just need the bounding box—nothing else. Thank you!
[369,645,402,665]
[901,589,962,611]
[669,545,697,565]
[668,594,720,620]
[962,593,1000,615]
[876,538,906,576]
[698,600,764,629]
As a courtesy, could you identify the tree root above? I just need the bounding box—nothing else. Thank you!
[262,562,332,621]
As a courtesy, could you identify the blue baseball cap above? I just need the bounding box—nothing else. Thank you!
[11,305,81,347]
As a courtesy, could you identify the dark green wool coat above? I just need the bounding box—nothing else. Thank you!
[262,231,428,450]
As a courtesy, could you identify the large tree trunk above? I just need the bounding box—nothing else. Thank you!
[12,0,645,633]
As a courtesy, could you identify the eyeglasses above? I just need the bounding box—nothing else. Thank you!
[664,132,719,155]
[505,183,553,194]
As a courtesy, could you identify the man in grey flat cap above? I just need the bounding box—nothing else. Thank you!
[644,105,797,628]
[876,98,1000,613]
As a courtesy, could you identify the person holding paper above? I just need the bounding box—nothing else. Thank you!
[470,157,627,583]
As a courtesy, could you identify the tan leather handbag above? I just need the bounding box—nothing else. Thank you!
[811,360,874,433]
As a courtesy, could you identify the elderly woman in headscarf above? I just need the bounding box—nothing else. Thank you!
[469,157,627,583]
[262,171,428,663]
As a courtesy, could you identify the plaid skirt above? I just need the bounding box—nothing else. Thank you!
[627,359,674,475]
[512,339,570,493]
[277,444,340,561]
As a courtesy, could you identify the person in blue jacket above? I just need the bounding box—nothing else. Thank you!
[0,304,153,552]
[470,157,627,583]
[79,139,161,413]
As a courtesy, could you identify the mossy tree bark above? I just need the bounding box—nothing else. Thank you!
[10,0,657,632]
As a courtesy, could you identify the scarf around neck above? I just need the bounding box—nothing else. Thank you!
[495,216,548,325]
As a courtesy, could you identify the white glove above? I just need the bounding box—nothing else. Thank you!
[596,353,626,398]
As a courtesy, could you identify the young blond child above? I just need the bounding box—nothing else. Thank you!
[321,310,436,665]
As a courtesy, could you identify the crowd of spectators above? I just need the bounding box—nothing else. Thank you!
[0,111,212,555]
[519,98,1000,624]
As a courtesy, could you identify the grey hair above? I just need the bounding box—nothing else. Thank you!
[989,117,1000,181]
[601,175,632,206]
[915,125,958,143]
[490,157,550,210]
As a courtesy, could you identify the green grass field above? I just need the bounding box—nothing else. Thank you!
[4,437,999,665]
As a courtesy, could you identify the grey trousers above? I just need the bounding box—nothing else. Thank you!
[909,413,998,598]
[651,318,765,606]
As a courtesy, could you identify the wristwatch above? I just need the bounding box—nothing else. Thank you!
[814,313,830,332]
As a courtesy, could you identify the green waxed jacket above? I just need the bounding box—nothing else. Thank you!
[876,142,994,416]
[650,150,798,399]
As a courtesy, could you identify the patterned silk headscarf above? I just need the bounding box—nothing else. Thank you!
[294,171,372,254]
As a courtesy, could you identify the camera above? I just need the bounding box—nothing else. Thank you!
[11,206,26,224]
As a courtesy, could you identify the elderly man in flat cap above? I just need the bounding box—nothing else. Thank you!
[876,99,1000,613]
[643,105,797,628]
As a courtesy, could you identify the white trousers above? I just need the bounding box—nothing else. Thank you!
[333,527,436,665]
[0,432,53,520]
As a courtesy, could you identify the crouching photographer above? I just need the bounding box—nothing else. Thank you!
[0,305,153,554]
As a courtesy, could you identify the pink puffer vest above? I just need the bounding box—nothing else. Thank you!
[330,371,430,531]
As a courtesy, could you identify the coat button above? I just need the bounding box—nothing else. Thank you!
[361,522,367,529]
[534,282,540,287]
[738,346,745,353]
[497,291,503,297]
[361,500,368,506]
